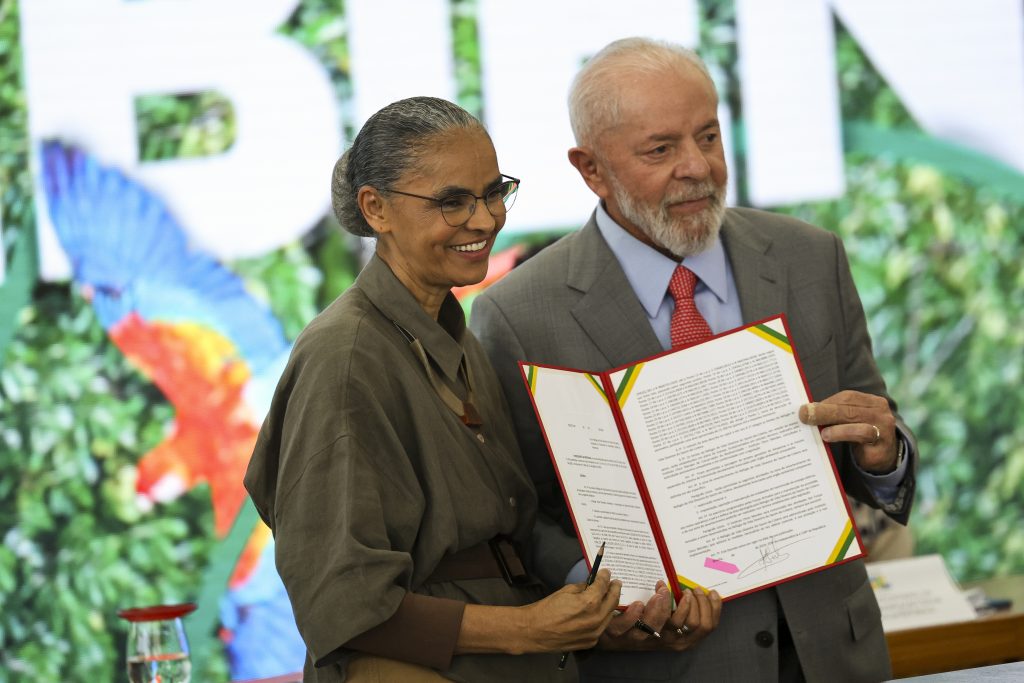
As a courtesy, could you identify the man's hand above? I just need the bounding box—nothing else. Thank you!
[799,390,898,473]
[598,582,722,652]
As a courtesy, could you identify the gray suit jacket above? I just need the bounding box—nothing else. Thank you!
[471,208,915,682]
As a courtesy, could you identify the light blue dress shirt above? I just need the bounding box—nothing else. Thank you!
[594,203,743,346]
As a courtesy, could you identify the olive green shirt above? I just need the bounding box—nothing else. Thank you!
[245,255,569,682]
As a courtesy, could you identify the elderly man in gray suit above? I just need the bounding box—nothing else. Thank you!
[470,37,915,682]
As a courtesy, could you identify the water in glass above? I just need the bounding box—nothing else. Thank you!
[118,603,196,683]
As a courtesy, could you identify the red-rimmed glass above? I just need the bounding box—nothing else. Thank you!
[118,603,196,683]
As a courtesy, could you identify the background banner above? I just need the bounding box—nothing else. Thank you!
[1,0,1022,680]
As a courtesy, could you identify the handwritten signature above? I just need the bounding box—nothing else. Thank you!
[737,537,808,579]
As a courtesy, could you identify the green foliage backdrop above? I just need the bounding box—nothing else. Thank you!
[1,291,219,681]
[786,157,1024,581]
[0,0,1022,681]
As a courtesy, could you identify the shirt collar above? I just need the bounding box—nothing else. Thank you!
[356,253,466,383]
[594,202,731,314]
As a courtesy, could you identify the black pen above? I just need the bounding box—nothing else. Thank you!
[633,618,661,639]
[585,543,606,588]
[557,542,606,670]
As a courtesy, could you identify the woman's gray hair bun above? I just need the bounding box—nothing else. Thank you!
[330,96,485,237]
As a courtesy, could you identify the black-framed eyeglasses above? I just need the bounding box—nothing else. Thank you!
[385,175,520,227]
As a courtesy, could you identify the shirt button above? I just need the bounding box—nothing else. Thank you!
[508,496,517,508]
[476,433,486,443]
[755,630,774,648]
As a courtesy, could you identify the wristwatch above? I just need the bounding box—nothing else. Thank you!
[889,436,906,473]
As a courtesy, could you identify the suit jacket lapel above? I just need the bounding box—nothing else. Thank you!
[721,212,788,324]
[567,216,664,367]
[565,210,792,368]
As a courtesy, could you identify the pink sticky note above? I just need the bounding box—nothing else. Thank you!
[704,557,740,574]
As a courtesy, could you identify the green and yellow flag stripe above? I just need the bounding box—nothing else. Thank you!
[615,363,644,408]
[747,323,792,354]
[826,520,857,564]
[585,373,609,405]
[676,573,708,593]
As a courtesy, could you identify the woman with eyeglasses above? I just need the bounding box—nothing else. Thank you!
[245,97,621,683]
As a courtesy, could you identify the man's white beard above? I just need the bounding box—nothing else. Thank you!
[609,175,726,259]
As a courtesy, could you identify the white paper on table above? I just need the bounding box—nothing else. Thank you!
[866,554,978,632]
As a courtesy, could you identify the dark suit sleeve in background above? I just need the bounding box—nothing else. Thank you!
[471,293,586,588]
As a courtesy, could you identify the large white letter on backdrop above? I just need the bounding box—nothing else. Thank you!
[735,0,844,207]
[832,0,1024,174]
[345,0,456,129]
[476,1,743,233]
[736,0,1024,208]
[21,0,342,280]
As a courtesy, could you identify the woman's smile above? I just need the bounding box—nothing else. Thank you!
[450,238,492,255]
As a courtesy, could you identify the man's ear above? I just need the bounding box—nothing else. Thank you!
[568,146,611,201]
[357,186,388,235]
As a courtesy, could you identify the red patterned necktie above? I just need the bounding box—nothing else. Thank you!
[668,265,713,348]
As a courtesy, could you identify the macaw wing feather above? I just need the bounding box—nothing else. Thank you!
[42,140,189,292]
[41,140,288,369]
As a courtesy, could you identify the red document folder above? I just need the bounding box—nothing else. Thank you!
[519,315,864,607]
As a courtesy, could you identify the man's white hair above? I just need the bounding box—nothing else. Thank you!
[568,37,714,147]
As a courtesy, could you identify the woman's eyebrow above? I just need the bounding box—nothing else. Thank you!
[434,176,504,196]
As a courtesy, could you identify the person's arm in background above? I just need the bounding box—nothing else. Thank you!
[471,291,586,587]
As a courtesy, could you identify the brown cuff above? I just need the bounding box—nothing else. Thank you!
[340,593,465,670]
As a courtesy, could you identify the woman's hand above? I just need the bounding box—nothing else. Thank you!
[516,569,622,653]
[456,570,620,655]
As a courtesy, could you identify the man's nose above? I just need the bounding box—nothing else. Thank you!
[672,141,711,180]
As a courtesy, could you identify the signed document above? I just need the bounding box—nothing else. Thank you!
[521,316,863,606]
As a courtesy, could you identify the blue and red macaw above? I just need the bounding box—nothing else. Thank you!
[40,140,304,679]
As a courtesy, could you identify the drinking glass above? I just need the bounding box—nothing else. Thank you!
[118,603,196,683]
